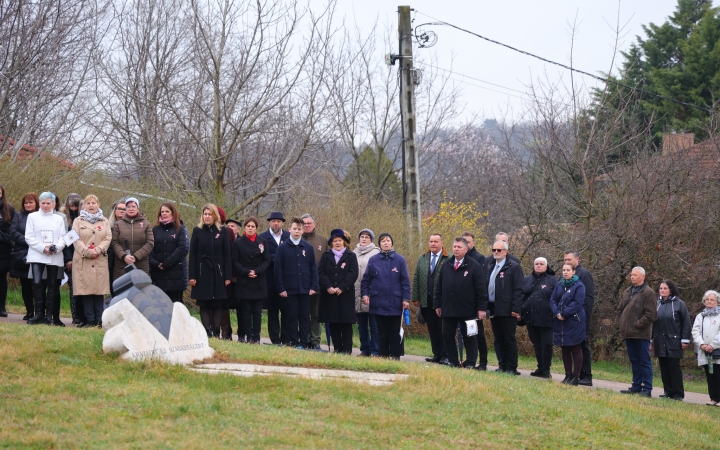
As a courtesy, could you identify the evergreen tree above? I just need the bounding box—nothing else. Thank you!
[594,0,718,143]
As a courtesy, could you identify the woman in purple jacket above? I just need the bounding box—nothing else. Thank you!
[360,233,411,359]
[550,263,586,386]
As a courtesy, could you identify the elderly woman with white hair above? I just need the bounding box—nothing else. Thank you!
[521,257,558,378]
[692,290,720,406]
[25,192,69,325]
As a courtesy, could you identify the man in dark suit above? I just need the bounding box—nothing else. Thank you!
[564,250,596,386]
[411,234,450,364]
[434,237,488,368]
[487,240,524,374]
[463,232,489,370]
[259,212,290,344]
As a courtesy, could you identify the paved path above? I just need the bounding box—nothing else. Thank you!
[1,312,712,406]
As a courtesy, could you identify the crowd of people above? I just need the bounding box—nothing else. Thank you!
[0,189,719,405]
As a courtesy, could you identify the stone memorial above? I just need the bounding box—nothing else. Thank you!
[102,266,214,365]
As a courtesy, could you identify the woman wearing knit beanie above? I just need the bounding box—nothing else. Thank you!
[360,233,411,359]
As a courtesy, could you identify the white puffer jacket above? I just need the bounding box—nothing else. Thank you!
[25,210,67,266]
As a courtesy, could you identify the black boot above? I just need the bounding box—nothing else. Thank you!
[212,327,221,338]
[0,298,7,317]
[561,373,572,384]
[204,327,212,338]
[569,375,579,386]
[27,286,46,325]
[51,289,64,327]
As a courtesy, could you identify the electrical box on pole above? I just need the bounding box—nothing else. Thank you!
[398,5,422,246]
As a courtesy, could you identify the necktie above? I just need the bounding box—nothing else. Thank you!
[430,254,438,274]
[454,260,459,270]
[489,263,501,302]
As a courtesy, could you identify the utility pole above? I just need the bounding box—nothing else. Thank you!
[398,5,422,246]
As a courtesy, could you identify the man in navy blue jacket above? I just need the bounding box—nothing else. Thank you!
[259,212,290,344]
[274,217,319,348]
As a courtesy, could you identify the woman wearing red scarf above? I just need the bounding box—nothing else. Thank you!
[231,216,270,343]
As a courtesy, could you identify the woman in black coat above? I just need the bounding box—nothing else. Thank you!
[318,229,359,354]
[10,192,38,320]
[232,216,271,344]
[150,202,188,303]
[0,185,15,317]
[652,280,691,401]
[189,204,231,338]
[521,257,558,378]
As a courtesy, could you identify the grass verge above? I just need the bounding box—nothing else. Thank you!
[1,322,717,448]
[6,288,710,394]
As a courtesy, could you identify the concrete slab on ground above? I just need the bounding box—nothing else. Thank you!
[191,363,409,386]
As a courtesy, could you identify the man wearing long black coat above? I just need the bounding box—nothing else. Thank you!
[259,212,290,344]
[434,237,488,368]
[487,240,524,374]
[463,231,489,370]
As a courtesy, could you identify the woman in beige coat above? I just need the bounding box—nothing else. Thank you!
[110,197,154,280]
[353,228,380,356]
[72,195,112,327]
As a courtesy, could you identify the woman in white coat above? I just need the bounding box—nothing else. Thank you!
[25,192,68,326]
[691,290,720,406]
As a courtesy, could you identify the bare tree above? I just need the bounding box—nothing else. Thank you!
[0,0,101,160]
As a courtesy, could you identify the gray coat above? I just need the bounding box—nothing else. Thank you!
[353,244,379,313]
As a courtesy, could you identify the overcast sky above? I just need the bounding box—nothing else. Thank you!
[323,0,684,122]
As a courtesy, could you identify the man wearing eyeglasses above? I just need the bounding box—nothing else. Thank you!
[487,240,524,375]
[484,232,519,266]
[301,214,327,351]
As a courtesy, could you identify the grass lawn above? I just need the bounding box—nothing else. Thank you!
[1,322,717,448]
[6,287,710,394]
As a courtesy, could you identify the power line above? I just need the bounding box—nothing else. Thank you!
[413,61,580,109]
[414,11,714,114]
[414,61,528,95]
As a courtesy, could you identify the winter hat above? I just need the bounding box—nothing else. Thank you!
[225,218,243,227]
[125,197,140,209]
[267,211,286,222]
[217,206,227,223]
[357,228,375,242]
[377,233,393,246]
[328,228,350,246]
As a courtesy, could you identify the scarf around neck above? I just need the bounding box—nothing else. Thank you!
[560,275,579,288]
[332,247,346,264]
[244,233,257,242]
[702,305,720,317]
[356,243,374,253]
[159,216,173,225]
[80,208,105,224]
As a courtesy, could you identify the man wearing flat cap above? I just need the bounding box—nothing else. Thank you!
[259,212,290,344]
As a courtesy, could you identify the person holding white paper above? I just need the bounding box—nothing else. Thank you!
[25,192,68,325]
[71,195,112,327]
[434,236,488,368]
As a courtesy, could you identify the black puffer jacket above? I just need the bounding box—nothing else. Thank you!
[652,296,691,359]
[9,209,30,278]
[521,269,558,328]
[0,204,15,272]
[149,222,189,292]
